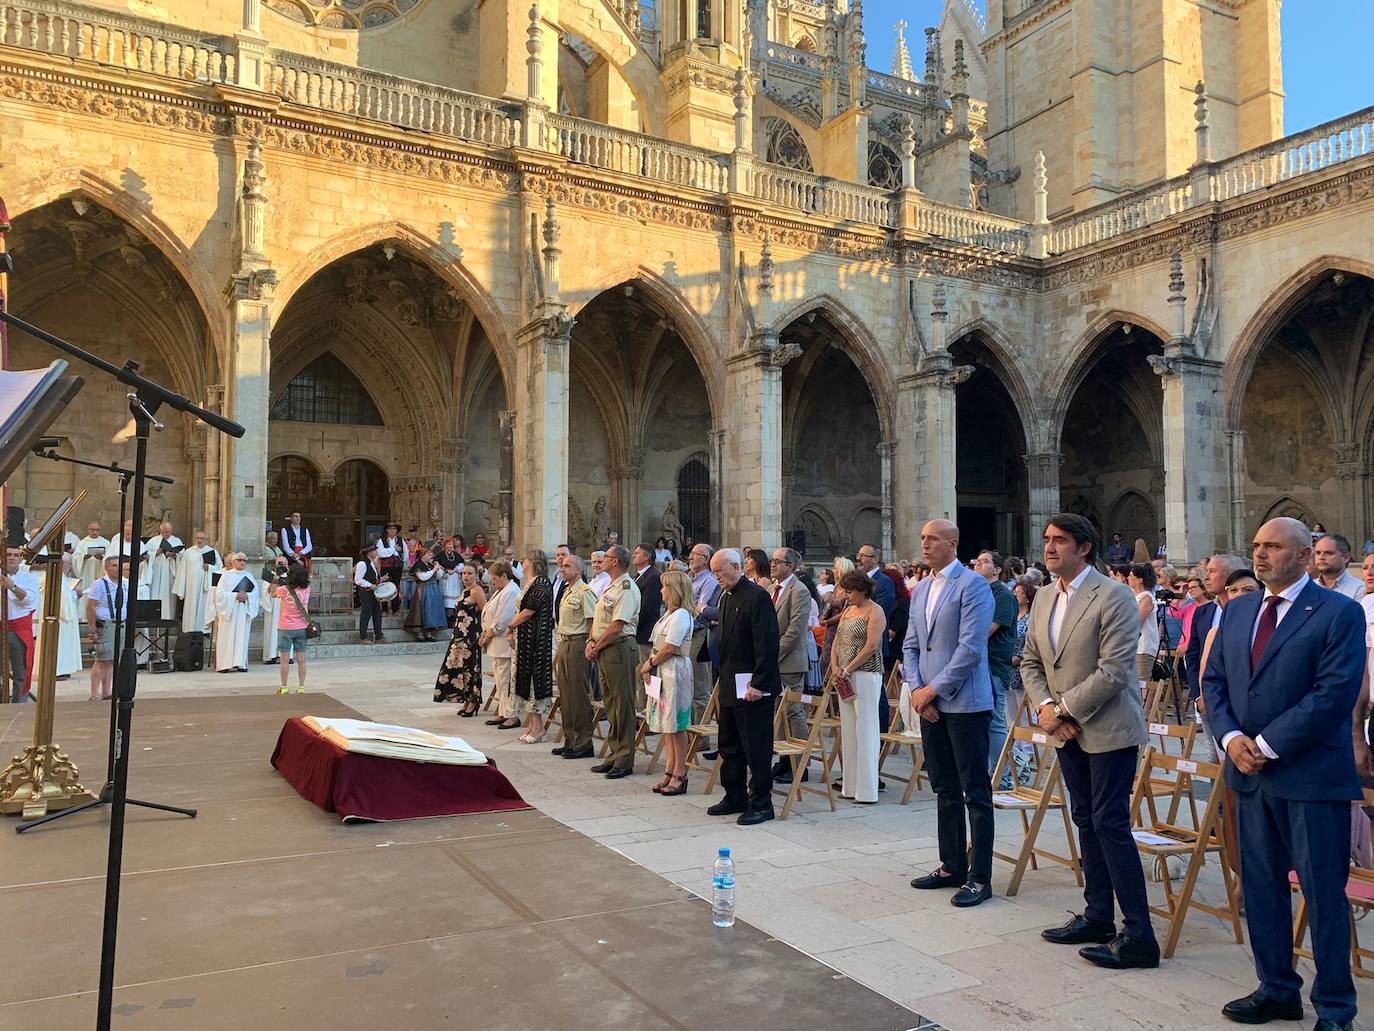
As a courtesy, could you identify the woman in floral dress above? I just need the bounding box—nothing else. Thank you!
[639,570,697,796]
[435,565,486,716]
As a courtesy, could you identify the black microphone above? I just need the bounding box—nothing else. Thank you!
[34,436,61,451]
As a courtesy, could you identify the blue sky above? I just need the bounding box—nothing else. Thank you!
[861,0,1374,135]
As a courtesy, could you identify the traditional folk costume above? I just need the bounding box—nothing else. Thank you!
[259,557,290,661]
[405,557,448,640]
[3,565,41,702]
[436,546,462,620]
[72,534,110,591]
[280,523,313,572]
[376,528,408,614]
[213,568,260,672]
[172,544,219,634]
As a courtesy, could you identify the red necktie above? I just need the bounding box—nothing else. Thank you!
[1250,596,1282,671]
[772,586,781,605]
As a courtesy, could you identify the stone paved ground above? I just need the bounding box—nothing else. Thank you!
[42,654,1374,1031]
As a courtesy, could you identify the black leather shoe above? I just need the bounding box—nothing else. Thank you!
[550,746,566,755]
[1041,913,1117,945]
[737,807,775,826]
[910,867,964,890]
[561,747,594,759]
[950,881,991,908]
[1220,990,1304,1024]
[701,749,719,761]
[1312,1020,1352,1031]
[707,799,747,816]
[604,767,634,780]
[1078,934,1160,970]
[589,762,615,774]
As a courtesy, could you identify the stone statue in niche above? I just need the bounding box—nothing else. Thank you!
[142,482,172,536]
[660,501,685,547]
[567,496,591,550]
[428,493,440,524]
[590,495,610,550]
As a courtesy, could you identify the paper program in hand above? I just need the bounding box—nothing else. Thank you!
[735,673,751,699]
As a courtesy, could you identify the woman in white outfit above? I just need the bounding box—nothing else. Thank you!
[479,561,520,729]
[1127,562,1161,688]
[830,570,887,804]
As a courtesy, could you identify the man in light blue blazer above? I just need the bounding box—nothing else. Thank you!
[902,519,996,907]
[1203,517,1364,1031]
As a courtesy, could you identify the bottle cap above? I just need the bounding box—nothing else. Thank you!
[718,847,730,857]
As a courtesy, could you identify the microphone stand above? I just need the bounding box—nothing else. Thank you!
[0,307,244,1031]
[15,449,193,833]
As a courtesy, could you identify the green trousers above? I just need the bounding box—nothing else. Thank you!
[597,636,637,769]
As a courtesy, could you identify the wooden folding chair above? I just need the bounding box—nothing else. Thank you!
[1129,748,1243,958]
[770,680,836,819]
[1292,788,1374,978]
[877,668,926,805]
[1138,719,1202,826]
[686,681,723,792]
[546,692,563,742]
[991,725,1082,895]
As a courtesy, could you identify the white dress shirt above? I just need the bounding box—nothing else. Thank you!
[1221,574,1310,760]
[4,568,41,619]
[1047,564,1093,652]
[587,570,611,598]
[353,559,381,589]
[924,559,962,627]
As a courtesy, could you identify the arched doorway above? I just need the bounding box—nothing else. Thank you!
[780,310,884,561]
[6,196,213,536]
[568,280,716,549]
[1236,271,1374,538]
[267,456,389,557]
[1058,323,1166,556]
[951,332,1029,558]
[676,455,710,544]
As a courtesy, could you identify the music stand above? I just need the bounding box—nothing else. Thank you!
[0,307,244,1031]
[14,446,193,833]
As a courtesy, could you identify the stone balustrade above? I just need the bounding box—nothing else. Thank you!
[0,0,236,83]
[262,51,522,148]
[1046,105,1374,253]
[542,113,729,192]
[764,41,823,76]
[753,162,898,228]
[917,201,1030,256]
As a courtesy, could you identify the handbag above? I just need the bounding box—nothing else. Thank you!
[285,585,321,639]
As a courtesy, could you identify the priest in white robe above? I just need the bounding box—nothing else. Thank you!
[72,522,110,592]
[34,554,83,679]
[172,531,219,633]
[142,521,182,623]
[260,552,290,662]
[213,553,259,673]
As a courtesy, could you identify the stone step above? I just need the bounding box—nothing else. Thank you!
[302,640,450,659]
[311,627,450,645]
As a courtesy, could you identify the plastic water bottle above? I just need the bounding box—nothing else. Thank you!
[712,847,736,927]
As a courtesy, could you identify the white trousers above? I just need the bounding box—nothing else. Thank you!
[490,655,513,718]
[840,670,882,803]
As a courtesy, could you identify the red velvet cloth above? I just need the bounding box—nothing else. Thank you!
[270,717,530,822]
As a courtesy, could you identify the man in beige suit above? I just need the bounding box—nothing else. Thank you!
[1020,513,1159,971]
[770,546,813,783]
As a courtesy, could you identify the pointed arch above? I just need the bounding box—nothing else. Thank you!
[8,167,226,372]
[774,293,896,439]
[275,220,515,394]
[1046,308,1171,445]
[1258,494,1317,531]
[947,315,1038,442]
[1224,255,1374,429]
[553,0,666,133]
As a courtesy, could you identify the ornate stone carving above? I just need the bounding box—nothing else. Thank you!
[1146,354,1176,377]
[228,266,278,301]
[769,339,803,367]
[943,364,974,387]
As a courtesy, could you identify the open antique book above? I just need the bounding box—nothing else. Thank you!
[301,717,489,766]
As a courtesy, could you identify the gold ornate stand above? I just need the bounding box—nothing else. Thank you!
[0,504,94,818]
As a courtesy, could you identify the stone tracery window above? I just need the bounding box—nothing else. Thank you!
[262,0,420,30]
[867,140,903,190]
[763,117,814,171]
[271,353,384,425]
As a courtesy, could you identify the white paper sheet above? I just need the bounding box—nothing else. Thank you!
[645,675,662,702]
[735,672,751,699]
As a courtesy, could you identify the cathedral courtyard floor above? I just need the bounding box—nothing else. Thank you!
[2,657,1371,1030]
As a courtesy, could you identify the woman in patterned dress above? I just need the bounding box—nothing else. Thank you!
[639,570,697,795]
[507,548,554,743]
[435,565,486,716]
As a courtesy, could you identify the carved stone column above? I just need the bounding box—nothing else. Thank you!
[894,362,967,549]
[1022,451,1062,560]
[709,428,726,547]
[1151,353,1225,566]
[877,441,896,562]
[724,340,790,550]
[512,311,572,552]
[441,436,470,537]
[1333,441,1366,545]
[1225,429,1248,553]
[224,270,275,556]
[184,426,208,538]
[498,409,515,549]
[614,447,645,546]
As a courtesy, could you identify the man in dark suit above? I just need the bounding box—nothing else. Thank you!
[631,544,662,710]
[858,542,896,727]
[1184,554,1244,703]
[707,547,781,825]
[1203,517,1365,1031]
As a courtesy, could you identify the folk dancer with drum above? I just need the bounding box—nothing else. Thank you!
[376,522,408,616]
[354,543,390,645]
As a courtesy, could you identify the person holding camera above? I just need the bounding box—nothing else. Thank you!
[1125,564,1160,688]
[261,554,291,663]
[273,563,312,695]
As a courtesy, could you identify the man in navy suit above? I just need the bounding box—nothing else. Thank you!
[858,542,896,728]
[1203,517,1365,1031]
[903,519,997,907]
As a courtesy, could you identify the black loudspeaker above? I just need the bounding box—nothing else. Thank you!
[6,506,26,548]
[173,631,204,672]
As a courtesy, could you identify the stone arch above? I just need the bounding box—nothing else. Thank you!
[774,293,896,439]
[567,268,724,424]
[554,0,666,134]
[274,220,515,393]
[1106,489,1158,553]
[793,502,841,557]
[1046,308,1173,438]
[850,505,883,550]
[947,315,1038,441]
[1224,255,1374,430]
[7,168,226,374]
[1258,494,1317,530]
